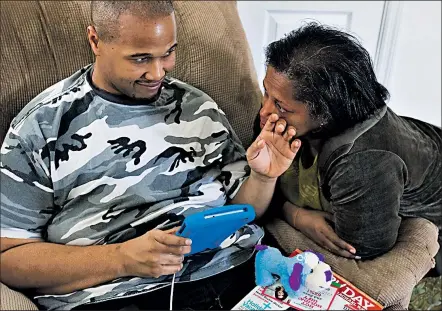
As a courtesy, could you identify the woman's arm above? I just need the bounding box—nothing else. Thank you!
[326,150,407,258]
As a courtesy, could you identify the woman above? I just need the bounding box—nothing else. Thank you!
[275,286,289,301]
[254,22,441,272]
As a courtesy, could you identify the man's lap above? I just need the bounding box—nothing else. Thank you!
[73,258,256,310]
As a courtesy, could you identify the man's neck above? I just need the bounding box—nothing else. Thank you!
[91,63,119,95]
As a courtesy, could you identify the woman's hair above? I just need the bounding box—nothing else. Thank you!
[275,286,288,300]
[265,22,389,133]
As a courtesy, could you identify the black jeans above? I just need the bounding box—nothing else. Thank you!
[73,258,256,310]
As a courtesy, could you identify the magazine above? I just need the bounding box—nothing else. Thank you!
[233,249,383,310]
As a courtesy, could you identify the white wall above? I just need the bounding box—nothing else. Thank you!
[386,1,441,126]
[238,1,441,127]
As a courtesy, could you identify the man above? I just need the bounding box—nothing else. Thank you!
[0,1,301,310]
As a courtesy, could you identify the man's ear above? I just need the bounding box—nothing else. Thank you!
[87,26,100,56]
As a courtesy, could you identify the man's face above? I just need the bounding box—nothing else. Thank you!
[89,13,177,100]
[260,66,320,137]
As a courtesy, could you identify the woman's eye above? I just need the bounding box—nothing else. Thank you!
[276,102,286,113]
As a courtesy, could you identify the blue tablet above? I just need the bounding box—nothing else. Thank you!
[176,204,255,256]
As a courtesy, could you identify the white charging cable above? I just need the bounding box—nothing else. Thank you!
[169,273,176,310]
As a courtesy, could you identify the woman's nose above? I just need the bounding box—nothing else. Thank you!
[260,98,277,119]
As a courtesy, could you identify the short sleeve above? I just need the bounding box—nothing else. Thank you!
[214,107,249,200]
[1,128,55,240]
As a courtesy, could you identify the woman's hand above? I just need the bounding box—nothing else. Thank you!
[283,202,359,259]
[247,114,301,179]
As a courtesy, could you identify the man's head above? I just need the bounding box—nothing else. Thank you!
[260,22,389,137]
[88,1,176,100]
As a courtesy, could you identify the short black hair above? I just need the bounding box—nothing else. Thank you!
[265,22,389,133]
[91,1,174,42]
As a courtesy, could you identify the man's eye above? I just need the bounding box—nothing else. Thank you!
[134,57,150,63]
[163,48,176,58]
[275,102,286,113]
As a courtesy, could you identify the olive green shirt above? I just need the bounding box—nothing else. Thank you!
[280,152,322,211]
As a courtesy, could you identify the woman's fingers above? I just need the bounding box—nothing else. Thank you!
[320,225,358,259]
[262,113,279,132]
[290,139,301,153]
[275,119,287,134]
[283,126,296,141]
[320,235,355,258]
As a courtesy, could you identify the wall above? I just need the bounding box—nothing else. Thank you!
[386,1,441,126]
[238,1,441,126]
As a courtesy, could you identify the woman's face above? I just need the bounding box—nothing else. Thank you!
[277,289,284,298]
[260,66,321,137]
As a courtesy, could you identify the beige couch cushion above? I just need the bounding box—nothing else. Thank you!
[266,217,440,309]
[0,1,261,147]
[0,283,38,310]
[172,1,262,147]
[0,1,94,144]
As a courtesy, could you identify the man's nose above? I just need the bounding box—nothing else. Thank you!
[145,59,164,81]
[260,97,277,119]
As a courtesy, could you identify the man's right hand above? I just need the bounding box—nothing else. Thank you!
[283,202,358,259]
[118,228,192,278]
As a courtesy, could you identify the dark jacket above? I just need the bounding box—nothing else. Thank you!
[255,105,442,258]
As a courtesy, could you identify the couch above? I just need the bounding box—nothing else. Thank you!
[0,1,439,310]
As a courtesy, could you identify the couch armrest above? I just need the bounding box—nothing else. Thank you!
[265,217,439,310]
[0,283,38,310]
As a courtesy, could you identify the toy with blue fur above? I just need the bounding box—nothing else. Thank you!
[254,245,333,297]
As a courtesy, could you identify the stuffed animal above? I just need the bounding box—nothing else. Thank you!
[254,245,332,297]
[305,261,333,291]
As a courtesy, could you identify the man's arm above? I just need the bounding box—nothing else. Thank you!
[0,238,124,294]
[0,129,189,294]
[327,150,406,258]
[1,229,190,294]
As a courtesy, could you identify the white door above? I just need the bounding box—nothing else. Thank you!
[237,1,386,86]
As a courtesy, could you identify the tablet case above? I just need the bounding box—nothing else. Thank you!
[176,204,255,256]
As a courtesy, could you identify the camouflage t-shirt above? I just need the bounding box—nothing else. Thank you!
[0,65,264,310]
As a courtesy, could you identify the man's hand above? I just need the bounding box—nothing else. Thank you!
[118,228,192,278]
[247,114,301,179]
[284,202,359,259]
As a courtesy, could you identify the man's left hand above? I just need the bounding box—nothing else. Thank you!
[247,113,301,179]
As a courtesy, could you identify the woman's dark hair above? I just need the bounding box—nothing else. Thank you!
[275,286,288,300]
[265,22,389,133]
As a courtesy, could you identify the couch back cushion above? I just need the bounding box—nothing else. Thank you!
[0,1,261,147]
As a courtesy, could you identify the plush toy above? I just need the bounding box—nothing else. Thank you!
[305,260,333,291]
[254,245,332,297]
